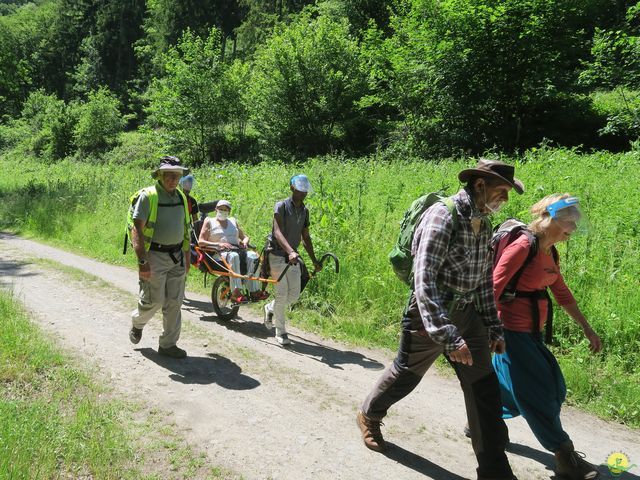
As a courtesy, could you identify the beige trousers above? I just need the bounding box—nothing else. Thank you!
[265,253,301,335]
[131,250,186,348]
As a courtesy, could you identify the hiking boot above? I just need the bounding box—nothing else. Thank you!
[263,303,273,330]
[356,411,386,452]
[276,333,291,346]
[158,345,187,359]
[129,326,142,344]
[555,441,599,480]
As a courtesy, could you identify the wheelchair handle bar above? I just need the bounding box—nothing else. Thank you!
[317,252,339,274]
[276,252,339,282]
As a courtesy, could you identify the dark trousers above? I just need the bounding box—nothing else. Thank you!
[361,303,512,479]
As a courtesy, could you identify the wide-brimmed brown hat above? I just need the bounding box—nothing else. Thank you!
[458,159,524,194]
[151,155,189,179]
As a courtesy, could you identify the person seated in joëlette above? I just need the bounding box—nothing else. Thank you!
[197,199,268,303]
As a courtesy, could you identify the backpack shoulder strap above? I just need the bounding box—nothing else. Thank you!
[145,185,159,226]
[504,229,537,293]
[523,230,538,261]
[440,196,458,240]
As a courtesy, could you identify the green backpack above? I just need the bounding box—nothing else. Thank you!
[388,192,458,286]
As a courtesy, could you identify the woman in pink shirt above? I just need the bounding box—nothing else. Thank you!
[492,194,602,480]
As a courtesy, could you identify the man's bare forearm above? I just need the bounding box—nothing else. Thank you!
[131,222,147,262]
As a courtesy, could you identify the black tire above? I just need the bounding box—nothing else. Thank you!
[211,276,239,321]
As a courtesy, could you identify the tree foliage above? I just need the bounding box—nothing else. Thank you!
[0,3,55,118]
[248,11,370,156]
[581,4,640,143]
[73,87,125,156]
[145,29,233,164]
[234,0,316,56]
[139,0,244,76]
[365,0,610,154]
[1,89,75,160]
[1,0,640,162]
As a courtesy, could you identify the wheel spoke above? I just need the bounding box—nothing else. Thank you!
[212,276,238,320]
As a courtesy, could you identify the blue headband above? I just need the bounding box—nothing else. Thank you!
[546,197,579,218]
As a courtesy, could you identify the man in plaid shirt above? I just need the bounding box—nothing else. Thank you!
[358,159,524,480]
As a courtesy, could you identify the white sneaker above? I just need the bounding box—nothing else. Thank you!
[276,333,291,346]
[263,303,273,330]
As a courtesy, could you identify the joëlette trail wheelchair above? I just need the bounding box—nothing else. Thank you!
[190,200,339,321]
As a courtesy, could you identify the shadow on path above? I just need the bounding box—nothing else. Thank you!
[138,348,260,390]
[194,303,385,371]
[183,296,273,339]
[0,257,39,289]
[198,310,272,339]
[382,442,470,480]
[287,334,385,371]
[506,442,640,479]
[506,442,555,470]
[182,296,213,315]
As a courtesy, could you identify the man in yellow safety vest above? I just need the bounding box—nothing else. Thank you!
[128,156,191,359]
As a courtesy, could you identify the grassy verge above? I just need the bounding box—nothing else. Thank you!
[0,289,237,479]
[0,148,639,427]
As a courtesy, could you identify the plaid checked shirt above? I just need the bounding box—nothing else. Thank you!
[403,188,503,352]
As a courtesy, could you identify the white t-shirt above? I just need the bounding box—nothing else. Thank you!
[204,217,240,245]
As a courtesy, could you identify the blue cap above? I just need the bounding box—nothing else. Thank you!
[290,174,312,193]
[179,174,195,190]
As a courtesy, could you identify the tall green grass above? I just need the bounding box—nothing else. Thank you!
[0,290,139,478]
[0,287,233,479]
[1,148,639,426]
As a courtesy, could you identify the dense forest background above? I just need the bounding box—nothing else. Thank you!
[1,0,639,165]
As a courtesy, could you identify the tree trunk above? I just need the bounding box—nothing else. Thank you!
[221,36,227,62]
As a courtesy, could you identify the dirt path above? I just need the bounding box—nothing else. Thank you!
[1,232,638,480]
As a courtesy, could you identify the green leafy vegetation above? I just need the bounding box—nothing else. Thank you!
[248,10,370,156]
[0,281,236,479]
[1,0,640,160]
[0,150,638,426]
[0,0,637,439]
[145,28,241,164]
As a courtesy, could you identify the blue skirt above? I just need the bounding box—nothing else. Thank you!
[492,329,570,451]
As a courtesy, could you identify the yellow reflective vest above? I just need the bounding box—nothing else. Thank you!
[124,185,190,253]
